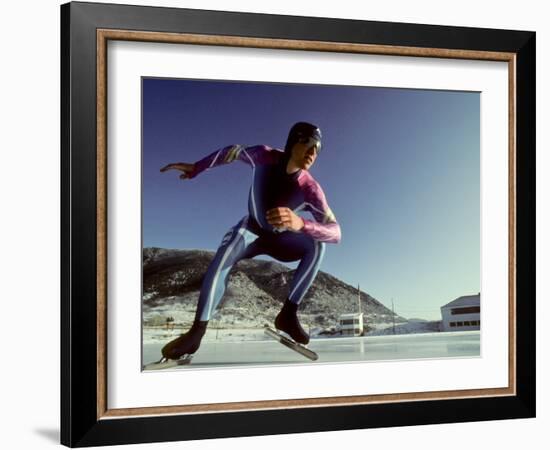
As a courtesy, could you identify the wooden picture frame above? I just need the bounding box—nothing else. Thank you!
[61,1,535,447]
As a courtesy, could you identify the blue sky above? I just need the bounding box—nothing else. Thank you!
[142,77,480,320]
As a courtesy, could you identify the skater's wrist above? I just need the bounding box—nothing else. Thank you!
[301,219,312,233]
[288,209,304,231]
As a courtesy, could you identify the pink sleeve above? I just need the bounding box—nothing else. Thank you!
[189,144,277,178]
[301,181,341,244]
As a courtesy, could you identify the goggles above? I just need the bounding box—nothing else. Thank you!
[298,136,322,152]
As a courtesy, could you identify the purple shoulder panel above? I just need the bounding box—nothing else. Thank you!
[190,144,281,177]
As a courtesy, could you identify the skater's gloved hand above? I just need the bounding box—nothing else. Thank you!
[160,162,196,180]
[266,207,305,231]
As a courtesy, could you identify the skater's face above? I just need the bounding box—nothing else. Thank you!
[290,136,321,170]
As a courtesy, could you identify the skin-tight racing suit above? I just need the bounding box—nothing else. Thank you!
[186,144,341,322]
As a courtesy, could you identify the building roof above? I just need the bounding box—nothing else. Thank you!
[441,293,480,309]
[339,313,363,318]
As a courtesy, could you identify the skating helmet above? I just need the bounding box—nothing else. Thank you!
[284,121,322,158]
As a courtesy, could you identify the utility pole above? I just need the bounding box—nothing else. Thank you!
[358,284,365,335]
[357,284,362,315]
[391,298,396,335]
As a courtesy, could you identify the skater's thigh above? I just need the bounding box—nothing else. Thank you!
[211,219,259,267]
[218,218,245,247]
[259,231,316,262]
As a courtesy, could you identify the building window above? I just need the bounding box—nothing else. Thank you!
[457,322,464,327]
[451,306,481,315]
[464,321,471,326]
[450,322,456,327]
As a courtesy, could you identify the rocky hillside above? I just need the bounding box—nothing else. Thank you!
[142,247,407,331]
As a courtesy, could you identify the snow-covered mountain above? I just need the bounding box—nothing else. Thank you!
[142,247,410,332]
[365,319,442,336]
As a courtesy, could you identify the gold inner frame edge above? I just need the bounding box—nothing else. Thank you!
[95,29,517,420]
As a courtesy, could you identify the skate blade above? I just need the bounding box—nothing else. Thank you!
[171,354,193,364]
[264,325,318,361]
[273,328,310,348]
[144,354,193,370]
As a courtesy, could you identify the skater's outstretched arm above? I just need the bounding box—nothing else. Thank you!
[159,162,196,180]
[160,144,278,179]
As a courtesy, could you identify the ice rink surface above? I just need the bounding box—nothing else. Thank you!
[143,330,480,369]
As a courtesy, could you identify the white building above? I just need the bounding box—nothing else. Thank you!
[339,313,364,336]
[440,293,480,332]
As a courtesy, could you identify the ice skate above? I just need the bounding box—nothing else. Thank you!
[274,298,310,345]
[143,354,194,371]
[160,320,208,361]
[264,324,318,361]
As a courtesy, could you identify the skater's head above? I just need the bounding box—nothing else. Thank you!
[284,122,322,172]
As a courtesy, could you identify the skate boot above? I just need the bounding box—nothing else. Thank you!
[161,320,208,360]
[274,299,310,345]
